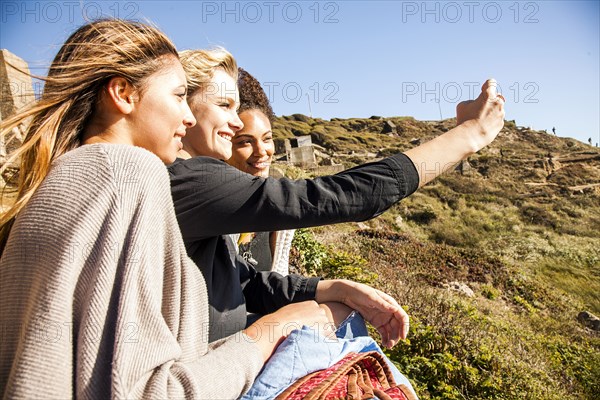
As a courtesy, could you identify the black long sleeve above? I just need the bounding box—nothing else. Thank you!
[168,153,419,241]
[167,153,419,342]
[199,234,319,342]
[240,265,321,315]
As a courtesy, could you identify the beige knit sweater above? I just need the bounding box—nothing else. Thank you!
[0,144,263,399]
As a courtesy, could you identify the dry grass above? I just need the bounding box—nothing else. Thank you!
[282,115,600,398]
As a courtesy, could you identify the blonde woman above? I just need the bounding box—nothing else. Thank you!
[172,50,412,345]
[0,19,335,399]
[170,48,504,347]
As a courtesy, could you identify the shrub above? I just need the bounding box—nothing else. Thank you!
[406,206,437,225]
[291,228,377,284]
[320,251,377,284]
[481,284,500,300]
[519,204,559,229]
[290,228,328,275]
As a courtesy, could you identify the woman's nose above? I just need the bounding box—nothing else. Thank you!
[254,141,267,156]
[230,112,244,132]
[183,101,196,128]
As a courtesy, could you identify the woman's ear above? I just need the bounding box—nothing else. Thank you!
[105,77,137,114]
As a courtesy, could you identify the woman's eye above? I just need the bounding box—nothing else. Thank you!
[176,93,186,99]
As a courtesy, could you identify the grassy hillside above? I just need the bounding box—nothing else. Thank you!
[275,114,600,399]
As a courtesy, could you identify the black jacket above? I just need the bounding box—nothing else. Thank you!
[168,153,419,341]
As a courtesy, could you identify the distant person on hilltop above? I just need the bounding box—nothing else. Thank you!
[226,67,294,276]
[589,137,592,145]
[552,126,556,135]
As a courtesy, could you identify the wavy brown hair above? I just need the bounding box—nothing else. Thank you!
[0,19,179,253]
[237,67,275,122]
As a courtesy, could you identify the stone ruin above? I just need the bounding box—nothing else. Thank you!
[284,135,318,168]
[382,120,397,135]
[1,49,34,179]
[273,135,344,175]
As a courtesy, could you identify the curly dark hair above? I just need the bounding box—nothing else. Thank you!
[237,67,275,122]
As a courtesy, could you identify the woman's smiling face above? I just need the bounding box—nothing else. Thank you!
[127,56,196,163]
[182,68,243,160]
[227,109,274,177]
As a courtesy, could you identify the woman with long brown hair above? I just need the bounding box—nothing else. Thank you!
[0,19,334,399]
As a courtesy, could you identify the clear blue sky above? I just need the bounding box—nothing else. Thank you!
[1,0,598,145]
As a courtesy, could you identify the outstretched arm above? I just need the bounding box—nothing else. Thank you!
[169,79,504,239]
[170,153,419,240]
[404,79,505,187]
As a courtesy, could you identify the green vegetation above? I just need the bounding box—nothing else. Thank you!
[283,115,600,399]
[291,228,377,284]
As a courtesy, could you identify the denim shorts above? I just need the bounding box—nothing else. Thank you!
[241,311,417,399]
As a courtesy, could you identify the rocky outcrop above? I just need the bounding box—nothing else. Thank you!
[444,281,475,297]
[577,311,600,331]
[382,120,397,134]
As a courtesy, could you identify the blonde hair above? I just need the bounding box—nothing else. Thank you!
[0,19,178,253]
[179,48,238,97]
